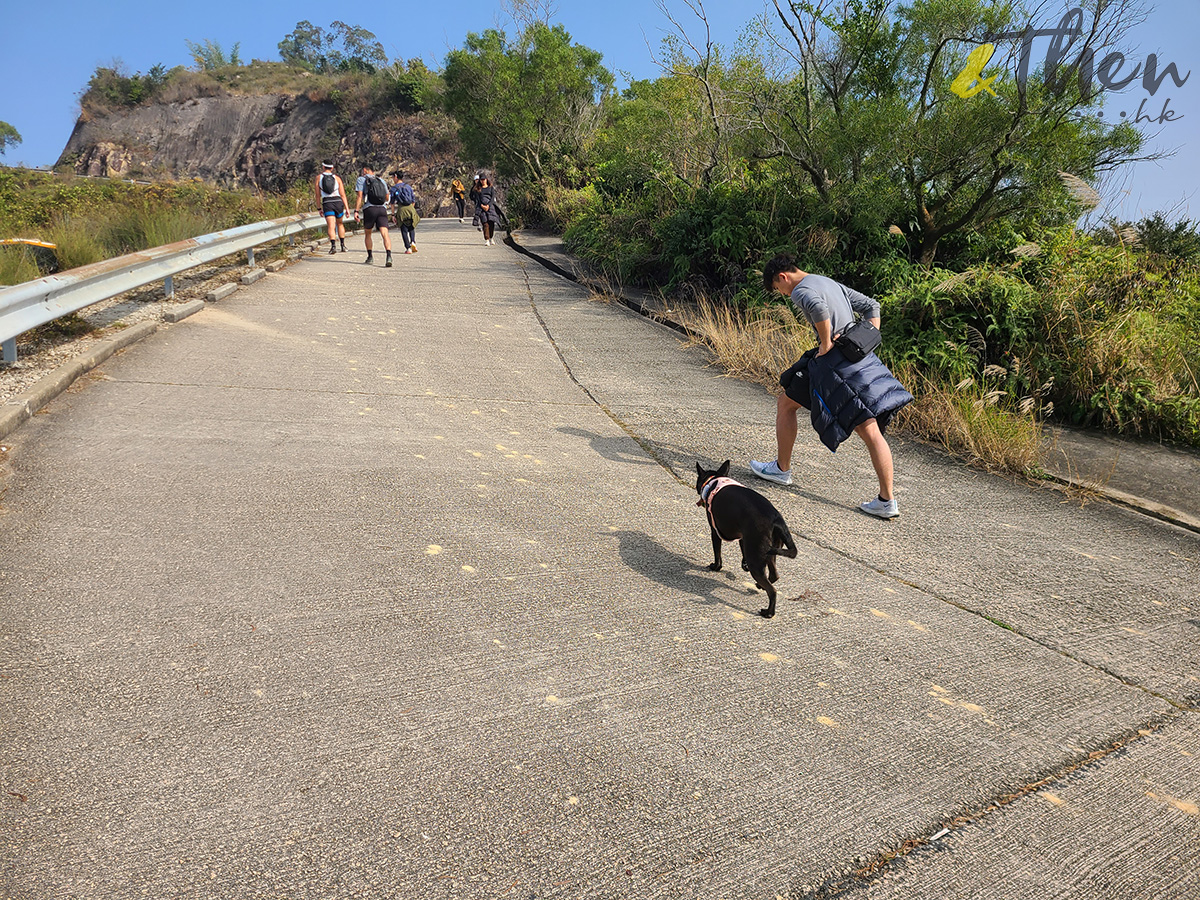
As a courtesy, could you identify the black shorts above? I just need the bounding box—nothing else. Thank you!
[362,205,389,231]
[322,199,345,218]
[780,348,817,408]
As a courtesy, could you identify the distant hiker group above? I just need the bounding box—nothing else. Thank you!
[315,162,505,263]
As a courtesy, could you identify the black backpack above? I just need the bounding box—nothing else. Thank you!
[365,175,388,206]
[320,173,335,193]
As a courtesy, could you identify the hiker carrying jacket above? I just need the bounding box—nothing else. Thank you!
[751,254,913,519]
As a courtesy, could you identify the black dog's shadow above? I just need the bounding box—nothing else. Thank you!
[604,529,761,617]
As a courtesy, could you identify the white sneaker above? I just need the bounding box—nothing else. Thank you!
[860,496,899,519]
[749,459,792,486]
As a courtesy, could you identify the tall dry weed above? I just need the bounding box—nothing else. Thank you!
[678,300,810,391]
[891,363,1043,475]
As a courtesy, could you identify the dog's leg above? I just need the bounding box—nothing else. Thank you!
[708,527,723,572]
[767,553,779,584]
[760,588,777,618]
[748,559,778,618]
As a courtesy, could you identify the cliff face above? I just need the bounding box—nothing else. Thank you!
[57,94,472,216]
[60,95,333,191]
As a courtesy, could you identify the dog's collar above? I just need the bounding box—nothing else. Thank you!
[697,476,742,542]
[697,475,740,506]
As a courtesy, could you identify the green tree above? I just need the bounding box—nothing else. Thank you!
[0,121,23,156]
[278,20,328,71]
[81,63,175,111]
[444,22,614,183]
[277,21,387,74]
[753,0,1147,264]
[328,21,387,73]
[185,39,242,71]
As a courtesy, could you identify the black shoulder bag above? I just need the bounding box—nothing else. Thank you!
[835,317,882,363]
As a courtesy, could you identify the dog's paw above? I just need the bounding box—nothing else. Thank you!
[759,608,776,619]
[708,563,723,572]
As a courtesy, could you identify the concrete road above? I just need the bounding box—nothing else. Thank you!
[1,220,1196,899]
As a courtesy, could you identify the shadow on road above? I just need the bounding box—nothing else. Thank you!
[604,528,762,617]
[557,426,660,466]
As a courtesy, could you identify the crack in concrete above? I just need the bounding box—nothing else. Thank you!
[805,711,1181,898]
[521,268,691,489]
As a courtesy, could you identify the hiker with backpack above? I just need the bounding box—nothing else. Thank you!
[315,162,348,254]
[389,171,420,255]
[353,164,394,268]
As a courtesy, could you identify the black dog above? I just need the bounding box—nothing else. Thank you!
[695,460,798,618]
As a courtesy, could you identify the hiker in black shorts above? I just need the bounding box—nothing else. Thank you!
[315,162,348,254]
[353,164,394,267]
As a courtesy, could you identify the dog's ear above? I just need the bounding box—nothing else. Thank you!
[696,462,704,476]
[718,460,731,476]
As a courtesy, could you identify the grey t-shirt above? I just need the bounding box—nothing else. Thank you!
[789,274,880,337]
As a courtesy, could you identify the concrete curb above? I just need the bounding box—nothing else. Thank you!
[0,247,317,444]
[207,283,238,302]
[163,299,206,323]
[1042,474,1200,535]
[508,231,1200,537]
[0,320,158,441]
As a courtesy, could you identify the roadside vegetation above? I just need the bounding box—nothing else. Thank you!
[17,2,1199,465]
[0,169,307,277]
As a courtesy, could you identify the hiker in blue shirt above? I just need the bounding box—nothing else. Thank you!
[389,171,420,254]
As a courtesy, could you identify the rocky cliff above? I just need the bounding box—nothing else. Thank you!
[57,94,471,216]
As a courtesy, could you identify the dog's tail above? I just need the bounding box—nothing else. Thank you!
[774,523,799,558]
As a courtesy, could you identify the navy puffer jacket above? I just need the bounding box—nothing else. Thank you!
[807,349,913,452]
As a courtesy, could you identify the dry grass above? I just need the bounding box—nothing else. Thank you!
[677,299,810,392]
[891,363,1045,475]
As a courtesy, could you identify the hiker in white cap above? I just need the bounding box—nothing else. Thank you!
[315,162,349,254]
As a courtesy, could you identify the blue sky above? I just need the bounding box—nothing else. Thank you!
[0,0,1194,223]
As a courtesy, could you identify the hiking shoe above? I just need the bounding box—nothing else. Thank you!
[749,459,793,486]
[329,243,336,254]
[340,241,346,252]
[860,496,899,519]
[385,253,393,267]
[364,254,373,265]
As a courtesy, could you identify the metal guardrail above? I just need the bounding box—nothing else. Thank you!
[0,213,325,363]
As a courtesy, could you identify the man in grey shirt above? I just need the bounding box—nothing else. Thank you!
[750,254,901,519]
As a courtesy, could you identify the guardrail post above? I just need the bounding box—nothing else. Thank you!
[247,248,255,268]
[2,337,15,364]
[164,275,174,300]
